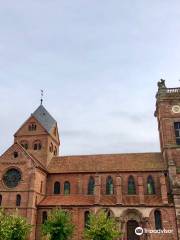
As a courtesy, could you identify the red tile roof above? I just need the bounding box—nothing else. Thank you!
[47,152,166,173]
[39,195,95,206]
[38,195,165,207]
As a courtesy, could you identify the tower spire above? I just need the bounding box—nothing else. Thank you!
[40,90,44,105]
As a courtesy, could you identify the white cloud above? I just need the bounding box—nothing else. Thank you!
[0,0,180,155]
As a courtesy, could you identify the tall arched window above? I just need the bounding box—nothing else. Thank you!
[154,210,162,230]
[106,176,114,195]
[20,140,28,150]
[0,194,2,206]
[42,211,47,224]
[84,211,90,228]
[64,181,70,195]
[54,146,57,156]
[88,176,95,195]
[16,194,21,206]
[33,140,42,150]
[54,182,60,194]
[147,176,155,194]
[128,176,136,194]
[49,143,53,152]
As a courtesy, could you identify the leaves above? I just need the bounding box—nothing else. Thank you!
[0,209,31,240]
[84,210,121,240]
[42,209,75,240]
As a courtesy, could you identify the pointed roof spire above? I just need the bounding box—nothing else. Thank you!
[32,105,56,134]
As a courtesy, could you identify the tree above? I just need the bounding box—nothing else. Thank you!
[0,209,31,240]
[84,210,121,240]
[42,208,75,240]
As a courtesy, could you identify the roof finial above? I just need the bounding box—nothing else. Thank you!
[40,89,44,105]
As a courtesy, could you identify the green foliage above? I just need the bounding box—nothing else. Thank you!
[42,209,74,240]
[0,209,31,240]
[84,210,121,240]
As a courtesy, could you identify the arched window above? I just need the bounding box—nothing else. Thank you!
[54,146,57,156]
[16,194,21,206]
[20,141,28,150]
[104,208,112,218]
[0,194,2,206]
[13,152,18,158]
[128,176,136,194]
[154,210,162,230]
[88,176,95,195]
[49,143,53,152]
[84,211,90,228]
[42,211,47,224]
[147,176,155,194]
[106,176,114,195]
[54,182,60,194]
[33,140,42,150]
[64,181,70,195]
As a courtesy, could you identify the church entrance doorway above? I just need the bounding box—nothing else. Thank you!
[127,220,140,240]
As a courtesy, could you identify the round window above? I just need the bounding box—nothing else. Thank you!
[3,168,21,188]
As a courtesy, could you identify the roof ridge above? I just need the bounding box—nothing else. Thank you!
[52,152,162,158]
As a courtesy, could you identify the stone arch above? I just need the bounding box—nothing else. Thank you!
[121,208,143,222]
[120,208,143,240]
[95,207,114,217]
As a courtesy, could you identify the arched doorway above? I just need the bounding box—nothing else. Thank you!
[127,220,140,240]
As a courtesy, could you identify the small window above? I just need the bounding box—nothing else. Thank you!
[20,141,28,150]
[106,176,114,195]
[33,141,42,150]
[42,211,47,224]
[88,177,95,195]
[40,181,43,193]
[13,152,18,158]
[147,176,155,194]
[0,194,2,206]
[174,122,180,145]
[49,143,53,153]
[104,208,112,218]
[84,211,90,228]
[128,176,136,195]
[54,146,57,156]
[64,181,70,195]
[28,123,37,131]
[154,210,162,230]
[16,194,21,206]
[54,182,60,194]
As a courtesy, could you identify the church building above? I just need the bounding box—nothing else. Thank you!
[1,80,180,240]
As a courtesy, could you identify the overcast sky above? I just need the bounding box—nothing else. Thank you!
[0,1,180,156]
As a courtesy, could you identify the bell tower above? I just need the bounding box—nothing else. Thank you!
[155,79,180,239]
[14,104,60,167]
[155,79,180,164]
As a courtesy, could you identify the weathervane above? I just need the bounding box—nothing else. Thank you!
[40,90,44,105]
[160,72,165,80]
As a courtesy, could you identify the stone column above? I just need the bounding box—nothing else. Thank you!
[138,176,144,204]
[160,174,168,204]
[115,176,123,204]
[95,175,101,204]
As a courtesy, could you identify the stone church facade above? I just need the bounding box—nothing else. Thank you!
[1,80,180,240]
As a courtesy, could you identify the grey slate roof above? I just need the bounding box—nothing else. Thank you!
[32,105,56,133]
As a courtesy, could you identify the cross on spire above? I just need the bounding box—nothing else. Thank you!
[40,90,44,105]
